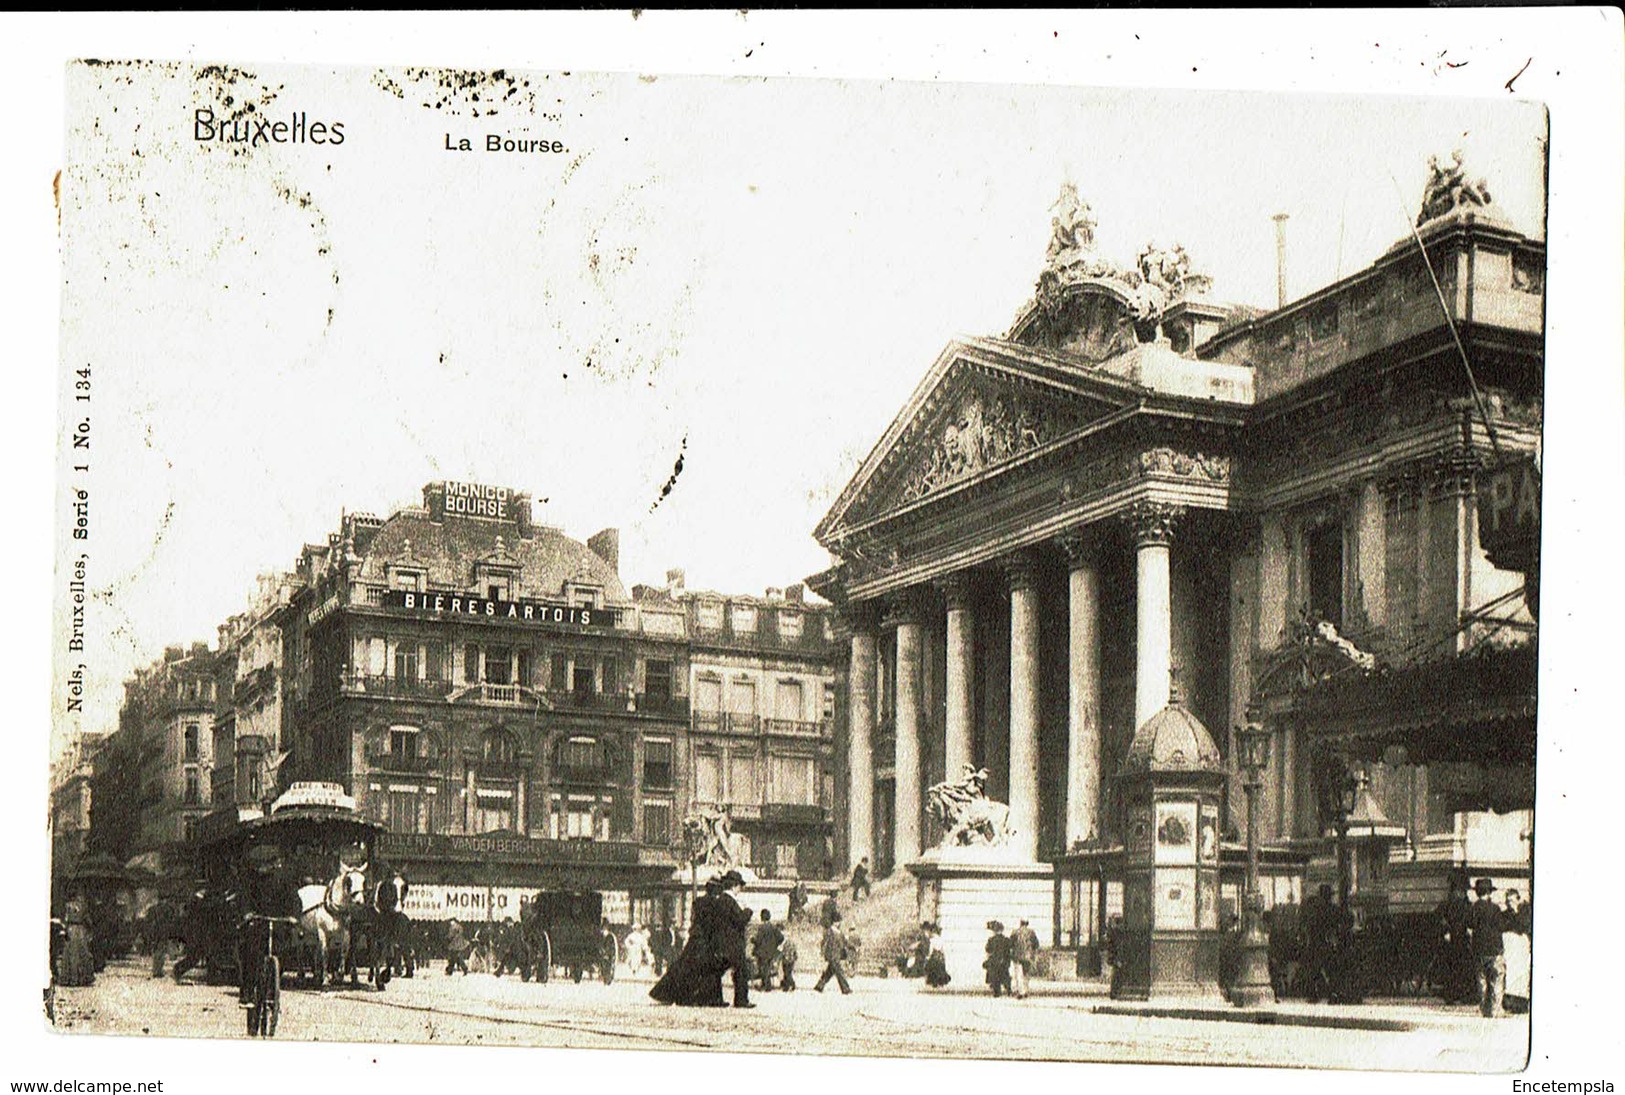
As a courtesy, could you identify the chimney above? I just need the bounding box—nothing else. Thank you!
[587,528,620,575]
[666,567,686,593]
[786,583,805,603]
[1271,213,1290,309]
[766,587,784,602]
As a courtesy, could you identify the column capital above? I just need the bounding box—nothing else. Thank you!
[880,588,929,629]
[1003,549,1041,594]
[935,572,975,612]
[831,598,881,637]
[1056,526,1102,568]
[1124,500,1186,547]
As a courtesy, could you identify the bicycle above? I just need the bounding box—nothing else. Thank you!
[242,915,298,1038]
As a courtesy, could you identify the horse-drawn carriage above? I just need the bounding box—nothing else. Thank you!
[177,785,405,1035]
[518,890,609,983]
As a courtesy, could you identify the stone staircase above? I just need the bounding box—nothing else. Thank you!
[780,871,921,977]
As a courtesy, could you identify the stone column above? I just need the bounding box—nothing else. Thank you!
[889,595,926,867]
[937,574,976,780]
[1006,552,1042,860]
[1129,501,1184,731]
[1059,531,1102,847]
[847,614,878,871]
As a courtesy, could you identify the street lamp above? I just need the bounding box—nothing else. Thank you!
[1331,764,1363,1005]
[1231,721,1274,1007]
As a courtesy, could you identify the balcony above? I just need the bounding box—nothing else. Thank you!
[364,748,442,775]
[344,673,455,701]
[635,691,689,718]
[763,718,829,739]
[552,689,635,713]
[552,763,613,787]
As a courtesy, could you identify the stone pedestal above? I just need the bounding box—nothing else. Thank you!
[908,847,1055,984]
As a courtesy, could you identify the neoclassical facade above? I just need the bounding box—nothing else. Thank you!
[811,165,1542,940]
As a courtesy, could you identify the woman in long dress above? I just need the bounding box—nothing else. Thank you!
[923,921,951,988]
[1502,890,1532,1014]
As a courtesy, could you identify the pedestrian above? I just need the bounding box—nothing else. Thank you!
[650,870,753,1008]
[445,918,471,976]
[493,917,523,978]
[143,895,182,979]
[923,921,951,988]
[983,920,1012,998]
[1467,877,1507,1018]
[787,880,809,924]
[598,919,620,984]
[1502,889,1531,1014]
[1435,870,1476,1005]
[1010,918,1040,998]
[58,900,97,987]
[819,894,840,928]
[1300,884,1339,1004]
[898,921,930,978]
[850,857,871,903]
[650,921,675,977]
[780,936,799,992]
[624,922,651,975]
[814,910,853,994]
[751,909,784,991]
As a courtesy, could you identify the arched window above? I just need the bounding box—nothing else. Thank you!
[483,729,517,765]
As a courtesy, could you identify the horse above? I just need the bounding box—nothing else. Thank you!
[295,864,367,988]
[352,869,412,988]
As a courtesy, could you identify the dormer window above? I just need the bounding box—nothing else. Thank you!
[388,567,425,593]
[564,581,602,610]
[486,576,511,601]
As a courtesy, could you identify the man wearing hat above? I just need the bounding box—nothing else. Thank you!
[983,920,1013,998]
[1466,877,1507,1017]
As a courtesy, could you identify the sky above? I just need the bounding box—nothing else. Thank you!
[53,64,1548,745]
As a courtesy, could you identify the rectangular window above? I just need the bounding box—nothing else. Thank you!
[387,789,424,833]
[602,656,620,694]
[695,677,722,712]
[389,728,418,759]
[463,643,479,684]
[695,752,723,804]
[769,755,816,805]
[1307,519,1345,629]
[425,642,445,681]
[696,600,724,630]
[560,736,604,772]
[776,680,805,721]
[184,768,200,805]
[643,800,671,846]
[643,738,673,788]
[516,649,533,689]
[475,786,514,833]
[551,653,569,691]
[389,570,423,593]
[779,611,803,640]
[565,798,595,839]
[486,575,511,601]
[573,661,596,694]
[729,680,757,717]
[729,753,759,805]
[183,723,200,761]
[730,604,758,633]
[393,643,419,681]
[485,646,512,685]
[645,659,672,700]
[369,637,388,677]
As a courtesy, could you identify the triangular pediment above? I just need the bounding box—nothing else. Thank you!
[815,338,1144,543]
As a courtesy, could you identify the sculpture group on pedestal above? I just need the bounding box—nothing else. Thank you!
[925,764,1015,848]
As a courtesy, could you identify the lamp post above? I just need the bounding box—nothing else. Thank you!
[1332,765,1363,1005]
[1231,721,1274,1007]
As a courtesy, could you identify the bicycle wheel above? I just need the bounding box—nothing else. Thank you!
[260,954,282,1037]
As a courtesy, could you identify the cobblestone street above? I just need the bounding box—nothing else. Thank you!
[47,958,1529,1072]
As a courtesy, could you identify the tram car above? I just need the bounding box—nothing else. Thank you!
[177,784,390,1011]
[519,890,607,983]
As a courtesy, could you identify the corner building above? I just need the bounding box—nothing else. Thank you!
[279,482,689,922]
[810,168,1541,966]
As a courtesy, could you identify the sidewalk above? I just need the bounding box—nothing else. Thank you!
[882,974,1526,1033]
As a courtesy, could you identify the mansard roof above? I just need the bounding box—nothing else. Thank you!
[353,509,628,604]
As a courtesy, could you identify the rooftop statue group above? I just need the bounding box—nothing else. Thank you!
[1037,181,1211,327]
[1417,149,1495,227]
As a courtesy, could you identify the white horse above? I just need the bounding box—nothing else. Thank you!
[296,864,366,987]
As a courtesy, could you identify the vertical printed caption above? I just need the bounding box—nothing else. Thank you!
[65,364,92,716]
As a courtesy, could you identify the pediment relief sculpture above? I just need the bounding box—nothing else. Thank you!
[898,390,1071,504]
